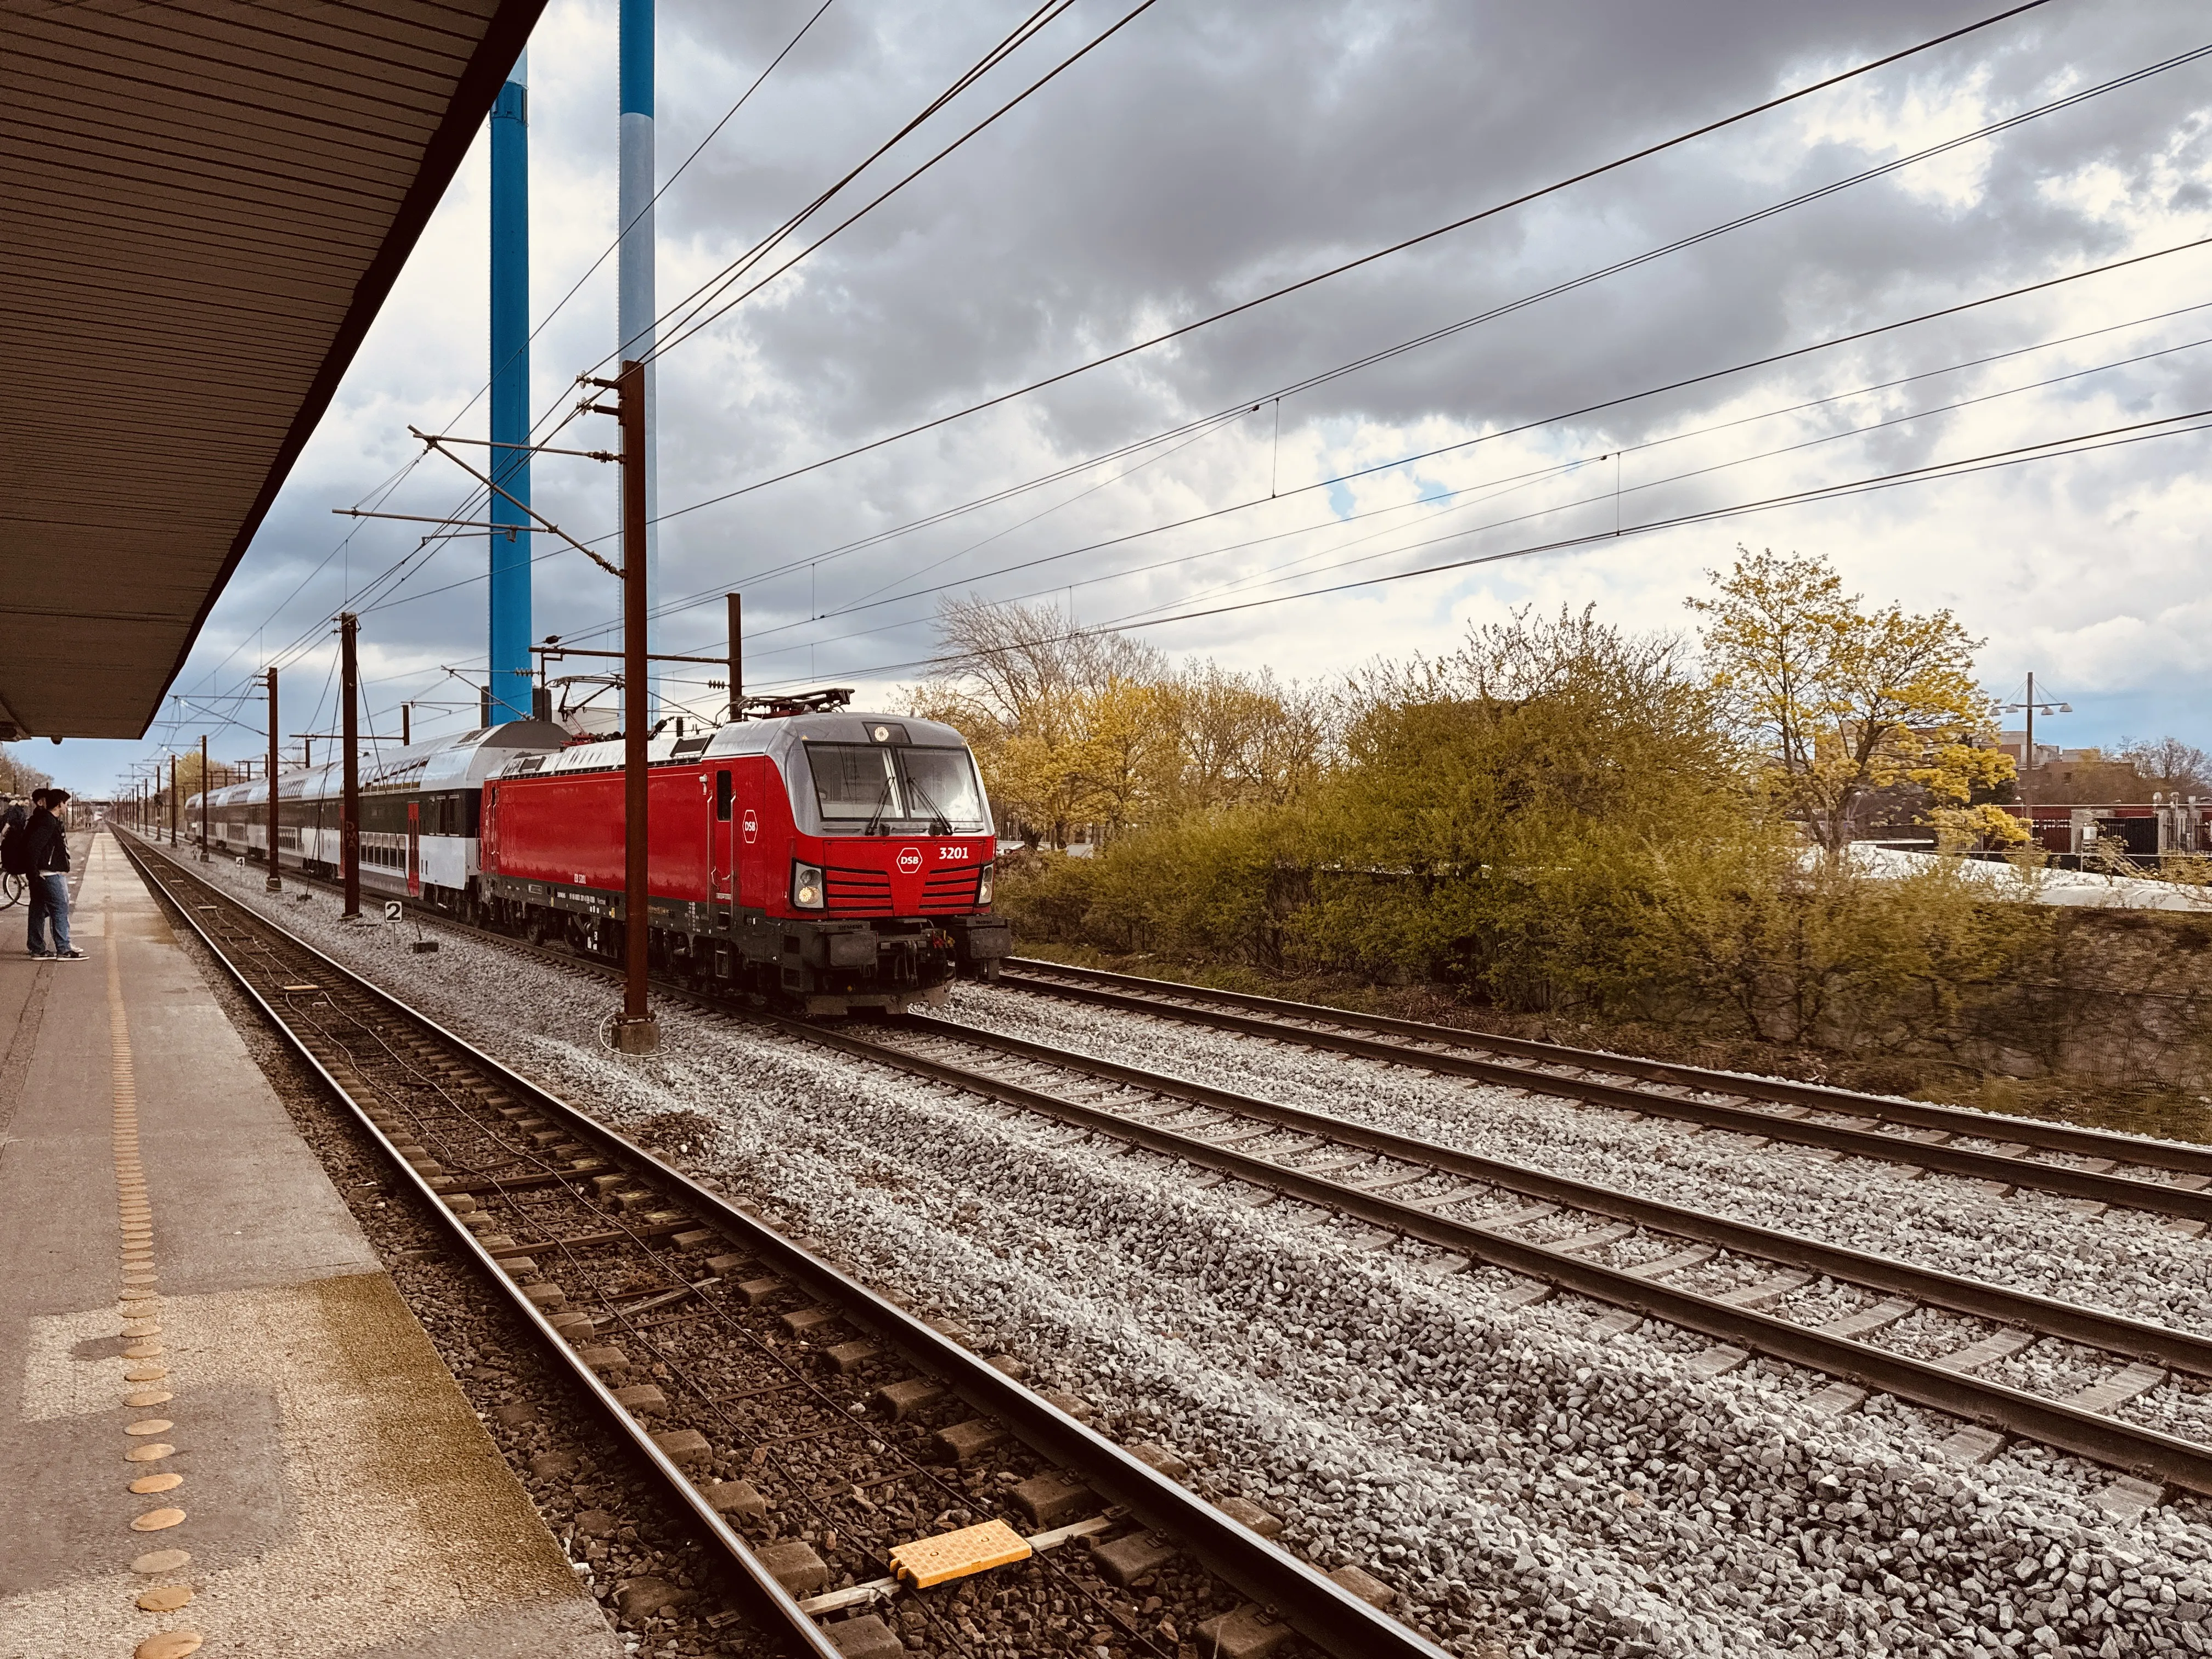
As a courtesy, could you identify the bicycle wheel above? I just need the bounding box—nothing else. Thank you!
[0,873,22,910]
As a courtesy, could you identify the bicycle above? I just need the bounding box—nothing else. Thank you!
[0,872,21,910]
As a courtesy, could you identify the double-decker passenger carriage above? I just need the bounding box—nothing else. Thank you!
[479,705,1009,1014]
[194,721,572,903]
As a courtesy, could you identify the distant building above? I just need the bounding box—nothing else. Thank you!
[1995,729,2062,771]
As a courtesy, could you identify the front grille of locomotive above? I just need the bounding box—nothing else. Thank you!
[918,867,981,912]
[823,867,895,915]
[821,864,981,915]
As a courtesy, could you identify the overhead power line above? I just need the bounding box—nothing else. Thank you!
[719,316,2212,669]
[637,0,1170,367]
[555,233,2212,655]
[163,0,844,716]
[335,2,2129,648]
[297,0,1104,670]
[642,0,2076,522]
[737,406,2212,693]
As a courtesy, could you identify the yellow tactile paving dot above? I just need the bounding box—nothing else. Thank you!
[134,1632,204,1658]
[105,935,207,1649]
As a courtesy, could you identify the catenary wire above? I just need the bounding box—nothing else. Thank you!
[631,2,2075,523]
[717,320,2212,670]
[637,0,1170,366]
[343,5,2125,644]
[161,0,845,721]
[582,238,2212,655]
[730,407,2212,693]
[538,233,2212,658]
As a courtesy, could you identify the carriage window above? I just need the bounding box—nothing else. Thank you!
[715,770,733,822]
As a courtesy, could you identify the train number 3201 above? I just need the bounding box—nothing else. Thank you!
[938,845,970,859]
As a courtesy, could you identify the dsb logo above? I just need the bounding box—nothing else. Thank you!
[896,847,923,874]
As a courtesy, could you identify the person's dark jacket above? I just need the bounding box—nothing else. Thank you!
[21,809,69,873]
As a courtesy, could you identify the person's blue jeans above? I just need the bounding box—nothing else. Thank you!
[27,872,69,955]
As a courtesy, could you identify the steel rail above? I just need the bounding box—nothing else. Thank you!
[118,835,847,1659]
[783,1015,2212,1499]
[906,1013,2212,1378]
[998,962,2212,1222]
[122,835,1449,1659]
[1003,957,2212,1172]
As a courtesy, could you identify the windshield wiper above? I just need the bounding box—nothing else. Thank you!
[904,775,953,837]
[862,772,897,837]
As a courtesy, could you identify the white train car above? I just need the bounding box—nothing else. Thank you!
[194,721,570,910]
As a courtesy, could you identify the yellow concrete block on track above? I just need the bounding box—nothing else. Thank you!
[888,1518,1033,1588]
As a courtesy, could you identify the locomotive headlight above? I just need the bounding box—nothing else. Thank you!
[792,862,825,910]
[976,861,994,905]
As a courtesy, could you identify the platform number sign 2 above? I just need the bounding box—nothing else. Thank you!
[385,900,403,922]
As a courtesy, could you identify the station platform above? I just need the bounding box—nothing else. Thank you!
[1,831,618,1659]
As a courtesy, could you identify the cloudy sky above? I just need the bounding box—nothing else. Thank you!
[74,0,2212,792]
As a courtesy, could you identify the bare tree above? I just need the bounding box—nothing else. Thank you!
[2119,735,2212,795]
[0,744,53,800]
[932,597,1163,733]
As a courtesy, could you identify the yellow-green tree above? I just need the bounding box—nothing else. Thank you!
[912,599,1329,845]
[1688,548,2015,854]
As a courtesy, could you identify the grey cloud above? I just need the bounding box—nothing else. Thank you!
[153,0,2212,773]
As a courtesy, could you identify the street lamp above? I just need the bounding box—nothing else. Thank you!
[1996,673,2072,809]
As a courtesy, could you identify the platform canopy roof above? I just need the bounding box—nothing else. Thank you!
[0,0,547,741]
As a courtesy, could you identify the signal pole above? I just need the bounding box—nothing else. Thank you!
[401,703,411,746]
[168,754,178,844]
[727,591,742,721]
[340,612,361,918]
[266,668,281,891]
[199,733,208,859]
[616,359,656,1051]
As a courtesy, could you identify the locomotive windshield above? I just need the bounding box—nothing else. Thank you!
[805,743,988,834]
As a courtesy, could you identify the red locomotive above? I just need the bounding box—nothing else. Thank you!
[478,699,1008,1014]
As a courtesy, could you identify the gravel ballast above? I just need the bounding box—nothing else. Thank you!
[182,853,2212,1658]
[941,985,2212,1335]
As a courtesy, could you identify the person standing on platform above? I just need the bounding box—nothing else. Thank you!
[24,789,80,960]
[3,789,44,896]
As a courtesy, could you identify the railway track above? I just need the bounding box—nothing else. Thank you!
[122,836,1448,1659]
[997,958,2212,1227]
[146,839,2212,1514]
[840,1013,2212,1508]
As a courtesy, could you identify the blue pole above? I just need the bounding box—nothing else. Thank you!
[618,0,659,730]
[488,50,532,726]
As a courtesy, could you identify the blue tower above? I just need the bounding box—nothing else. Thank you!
[488,50,532,725]
[618,0,659,727]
